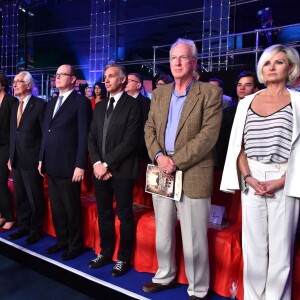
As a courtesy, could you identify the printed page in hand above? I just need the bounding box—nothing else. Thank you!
[145,164,182,201]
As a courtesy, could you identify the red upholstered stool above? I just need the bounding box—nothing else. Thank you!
[42,195,56,237]
[81,156,94,196]
[80,194,98,249]
[134,206,244,298]
[209,171,243,298]
[133,210,158,273]
[292,242,300,300]
[133,162,153,208]
[7,179,16,218]
[208,224,243,298]
[8,179,14,199]
[133,210,187,282]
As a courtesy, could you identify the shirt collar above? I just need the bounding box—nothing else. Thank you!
[59,88,74,100]
[20,94,31,106]
[172,79,194,97]
[110,90,124,103]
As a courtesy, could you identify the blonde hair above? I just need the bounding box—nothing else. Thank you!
[256,44,300,85]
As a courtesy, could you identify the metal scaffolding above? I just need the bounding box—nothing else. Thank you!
[152,23,300,76]
[89,0,112,84]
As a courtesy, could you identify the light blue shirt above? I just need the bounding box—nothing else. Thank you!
[164,82,192,152]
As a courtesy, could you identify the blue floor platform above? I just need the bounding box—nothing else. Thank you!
[0,229,232,300]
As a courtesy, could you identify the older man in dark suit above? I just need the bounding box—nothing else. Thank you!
[88,64,142,277]
[143,38,222,300]
[8,71,45,244]
[39,64,92,260]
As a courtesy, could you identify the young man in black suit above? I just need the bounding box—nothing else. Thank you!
[39,64,92,260]
[88,64,142,277]
[8,71,45,244]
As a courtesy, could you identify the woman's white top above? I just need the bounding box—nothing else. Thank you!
[244,104,293,163]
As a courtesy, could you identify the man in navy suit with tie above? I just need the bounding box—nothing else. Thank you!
[39,64,92,260]
[8,71,45,244]
[88,64,142,276]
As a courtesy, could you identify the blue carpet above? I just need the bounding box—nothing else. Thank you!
[0,254,93,300]
[0,229,232,300]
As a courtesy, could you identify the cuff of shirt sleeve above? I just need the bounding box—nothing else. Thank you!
[155,151,163,161]
[93,161,108,168]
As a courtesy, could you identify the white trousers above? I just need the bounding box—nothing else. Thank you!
[242,159,299,300]
[152,193,210,298]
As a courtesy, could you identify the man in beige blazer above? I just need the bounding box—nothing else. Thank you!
[143,38,222,300]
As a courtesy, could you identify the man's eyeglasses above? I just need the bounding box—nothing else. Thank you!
[55,73,73,78]
[127,79,140,84]
[13,80,26,85]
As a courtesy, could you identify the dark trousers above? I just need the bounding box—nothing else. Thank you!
[47,175,83,251]
[94,178,135,261]
[12,167,44,233]
[0,144,14,221]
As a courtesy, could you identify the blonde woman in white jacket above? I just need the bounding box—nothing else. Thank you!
[221,44,300,300]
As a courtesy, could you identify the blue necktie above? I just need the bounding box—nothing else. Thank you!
[53,96,63,117]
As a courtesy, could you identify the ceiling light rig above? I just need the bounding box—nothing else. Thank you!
[257,7,278,45]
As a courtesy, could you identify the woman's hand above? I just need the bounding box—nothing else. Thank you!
[256,177,285,197]
[245,176,274,197]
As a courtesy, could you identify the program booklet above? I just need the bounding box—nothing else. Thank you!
[145,164,182,201]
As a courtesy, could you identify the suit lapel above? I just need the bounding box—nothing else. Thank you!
[175,81,201,139]
[97,100,108,144]
[18,96,35,128]
[160,85,173,142]
[51,91,74,121]
[11,102,18,129]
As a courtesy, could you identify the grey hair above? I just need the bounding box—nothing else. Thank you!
[104,63,127,79]
[256,44,300,85]
[170,38,198,60]
[18,71,35,90]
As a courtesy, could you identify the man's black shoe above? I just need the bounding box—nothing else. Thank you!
[142,278,179,293]
[45,243,68,254]
[7,229,29,240]
[25,232,43,245]
[111,260,130,277]
[61,249,83,261]
[88,254,112,269]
